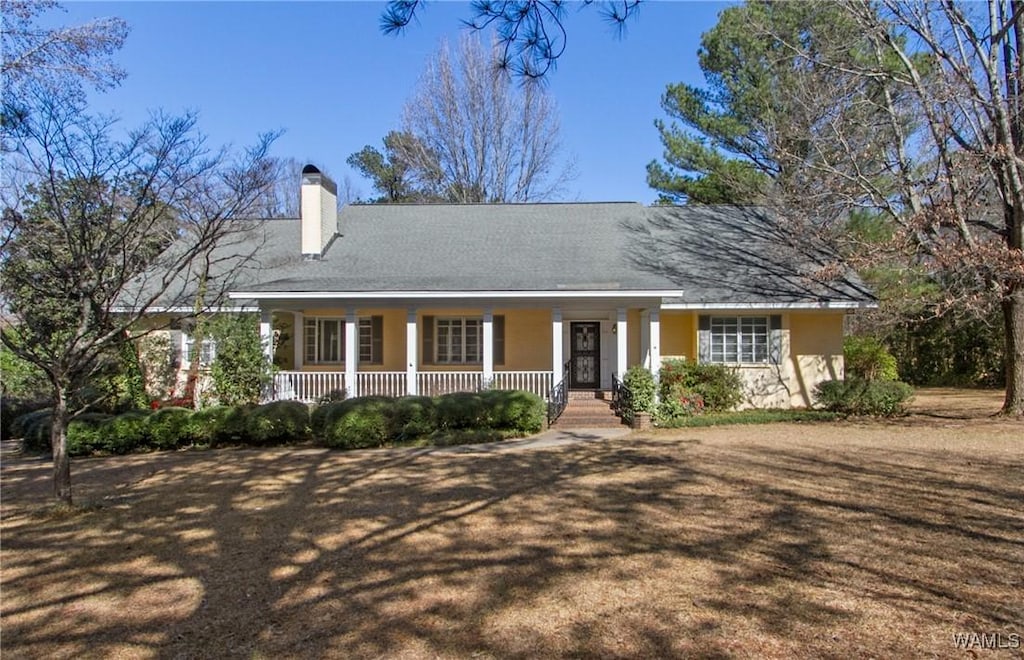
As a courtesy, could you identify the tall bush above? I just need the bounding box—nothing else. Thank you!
[844,336,899,381]
[206,314,274,406]
[659,358,743,412]
[622,366,656,416]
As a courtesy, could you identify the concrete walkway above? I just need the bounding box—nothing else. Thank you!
[432,426,633,454]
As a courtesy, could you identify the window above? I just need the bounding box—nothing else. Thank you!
[303,316,383,365]
[436,318,483,364]
[183,334,216,368]
[700,315,779,365]
[422,315,504,366]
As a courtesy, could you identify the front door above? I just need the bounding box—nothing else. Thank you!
[570,322,601,389]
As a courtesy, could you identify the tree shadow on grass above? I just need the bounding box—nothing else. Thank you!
[1,432,1021,658]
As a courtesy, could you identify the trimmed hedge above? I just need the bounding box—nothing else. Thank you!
[814,379,914,417]
[317,390,545,450]
[245,400,310,445]
[659,358,743,412]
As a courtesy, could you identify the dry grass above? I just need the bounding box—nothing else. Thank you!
[1,389,1021,658]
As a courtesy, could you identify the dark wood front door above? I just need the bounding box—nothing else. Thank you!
[570,322,601,389]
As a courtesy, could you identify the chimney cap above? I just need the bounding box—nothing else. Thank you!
[302,164,321,175]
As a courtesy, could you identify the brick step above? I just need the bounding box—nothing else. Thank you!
[568,390,612,401]
[551,397,624,428]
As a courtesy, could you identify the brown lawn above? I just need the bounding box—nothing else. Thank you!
[1,389,1021,659]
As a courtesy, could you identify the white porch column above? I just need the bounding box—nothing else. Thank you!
[552,306,563,382]
[406,308,418,395]
[260,308,274,364]
[649,308,661,399]
[482,307,494,387]
[345,307,357,397]
[293,311,304,369]
[616,307,628,379]
[640,310,651,369]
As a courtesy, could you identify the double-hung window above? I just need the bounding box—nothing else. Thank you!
[183,334,216,368]
[701,315,779,365]
[303,316,383,365]
[435,318,483,364]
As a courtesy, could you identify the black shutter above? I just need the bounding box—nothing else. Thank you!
[371,315,384,365]
[697,315,711,363]
[422,315,434,365]
[769,314,783,365]
[493,315,505,366]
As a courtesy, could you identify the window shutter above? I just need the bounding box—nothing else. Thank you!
[340,320,347,361]
[371,315,384,365]
[493,315,505,366]
[168,329,183,369]
[769,314,783,365]
[422,315,434,365]
[697,315,711,363]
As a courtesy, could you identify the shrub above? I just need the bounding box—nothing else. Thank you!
[245,400,310,445]
[659,358,742,412]
[622,366,656,420]
[656,382,706,424]
[99,410,153,454]
[2,397,47,440]
[66,413,114,456]
[434,392,487,430]
[387,396,437,441]
[317,388,347,405]
[182,405,240,446]
[146,407,193,450]
[14,409,54,452]
[480,389,545,434]
[814,379,913,417]
[321,397,392,449]
[206,314,274,406]
[844,336,899,381]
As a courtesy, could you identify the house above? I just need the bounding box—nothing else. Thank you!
[156,165,874,411]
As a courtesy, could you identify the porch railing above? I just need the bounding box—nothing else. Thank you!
[272,370,557,403]
[273,371,346,403]
[491,371,553,398]
[547,360,570,426]
[417,371,484,397]
[611,373,633,425]
[357,372,408,398]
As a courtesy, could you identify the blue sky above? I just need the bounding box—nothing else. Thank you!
[53,1,729,204]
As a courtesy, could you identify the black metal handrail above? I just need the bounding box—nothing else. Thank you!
[611,373,634,425]
[547,360,571,426]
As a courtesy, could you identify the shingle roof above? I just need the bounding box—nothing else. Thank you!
[157,202,872,305]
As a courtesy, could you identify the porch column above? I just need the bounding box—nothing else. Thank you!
[293,311,303,369]
[345,307,357,397]
[259,308,274,364]
[406,308,418,395]
[616,307,628,379]
[552,307,563,382]
[482,307,494,387]
[649,308,661,400]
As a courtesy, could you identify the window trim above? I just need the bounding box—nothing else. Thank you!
[699,314,780,366]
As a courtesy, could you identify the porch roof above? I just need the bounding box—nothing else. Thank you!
[222,203,871,307]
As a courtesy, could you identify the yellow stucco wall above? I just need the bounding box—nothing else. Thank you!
[499,308,551,371]
[660,311,695,359]
[627,309,642,366]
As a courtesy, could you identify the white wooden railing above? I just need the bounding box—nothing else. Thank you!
[417,371,484,397]
[491,371,553,398]
[271,370,556,402]
[356,372,408,397]
[273,371,346,403]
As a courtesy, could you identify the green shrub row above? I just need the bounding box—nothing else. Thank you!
[316,390,545,450]
[813,379,914,417]
[11,390,543,455]
[13,400,312,456]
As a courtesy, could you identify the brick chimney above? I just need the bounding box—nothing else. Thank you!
[300,164,338,259]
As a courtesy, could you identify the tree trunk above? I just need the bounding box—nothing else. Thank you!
[50,387,73,505]
[1002,286,1024,416]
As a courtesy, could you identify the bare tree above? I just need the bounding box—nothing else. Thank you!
[0,91,277,504]
[398,33,575,203]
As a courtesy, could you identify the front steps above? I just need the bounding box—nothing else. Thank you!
[550,390,626,429]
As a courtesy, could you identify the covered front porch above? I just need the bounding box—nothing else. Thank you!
[251,298,668,403]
